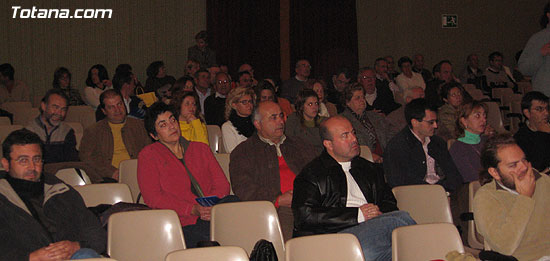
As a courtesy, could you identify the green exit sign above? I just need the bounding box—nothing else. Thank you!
[442,14,458,28]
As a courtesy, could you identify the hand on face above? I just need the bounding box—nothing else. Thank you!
[513,161,536,198]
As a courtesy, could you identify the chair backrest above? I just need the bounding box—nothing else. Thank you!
[516,82,532,94]
[73,183,133,207]
[0,124,24,143]
[468,89,485,100]
[392,184,453,224]
[108,209,186,261]
[468,181,484,249]
[0,116,11,125]
[118,159,141,203]
[462,84,477,94]
[13,107,39,125]
[55,168,92,186]
[0,101,32,112]
[214,153,233,195]
[359,145,373,162]
[211,201,285,260]
[285,233,364,261]
[207,125,224,153]
[65,105,96,129]
[65,121,84,150]
[392,223,464,261]
[491,87,513,104]
[485,101,507,134]
[165,246,249,261]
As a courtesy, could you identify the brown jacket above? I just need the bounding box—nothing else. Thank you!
[229,134,315,240]
[80,118,151,182]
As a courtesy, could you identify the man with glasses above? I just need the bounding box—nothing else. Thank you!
[361,65,400,115]
[383,98,462,192]
[205,72,231,127]
[281,59,311,104]
[0,129,105,260]
[514,91,550,173]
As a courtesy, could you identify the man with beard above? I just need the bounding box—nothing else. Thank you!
[26,89,79,164]
[474,134,550,260]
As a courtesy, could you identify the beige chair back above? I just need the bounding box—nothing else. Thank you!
[468,181,484,249]
[55,168,92,186]
[392,184,453,224]
[211,201,285,259]
[65,121,84,150]
[285,233,364,261]
[0,101,32,112]
[65,105,96,129]
[0,116,11,125]
[118,159,142,203]
[392,223,464,261]
[165,246,249,261]
[207,125,225,153]
[467,88,485,100]
[13,107,39,125]
[73,183,132,207]
[359,145,373,162]
[214,153,233,194]
[108,210,186,261]
[485,101,507,134]
[462,84,476,94]
[0,125,24,143]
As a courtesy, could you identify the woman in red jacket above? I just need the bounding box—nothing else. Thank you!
[138,102,233,248]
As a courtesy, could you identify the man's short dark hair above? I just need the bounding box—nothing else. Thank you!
[238,71,251,80]
[195,30,207,41]
[521,91,549,114]
[397,56,413,69]
[479,133,517,185]
[540,2,550,28]
[144,102,176,137]
[295,59,310,68]
[115,64,132,75]
[2,129,43,161]
[333,67,354,82]
[432,60,452,75]
[112,71,133,91]
[489,52,503,62]
[41,88,69,109]
[0,63,15,80]
[146,61,164,79]
[405,98,434,127]
[194,68,209,79]
[99,89,124,110]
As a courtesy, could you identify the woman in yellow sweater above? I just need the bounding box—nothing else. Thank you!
[171,91,209,144]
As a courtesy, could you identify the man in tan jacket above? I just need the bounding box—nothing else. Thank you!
[80,89,150,182]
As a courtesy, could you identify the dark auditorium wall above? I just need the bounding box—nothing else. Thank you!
[0,1,205,106]
[356,0,548,74]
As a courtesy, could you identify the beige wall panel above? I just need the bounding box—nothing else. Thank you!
[0,0,205,106]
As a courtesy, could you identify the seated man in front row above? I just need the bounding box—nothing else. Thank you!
[292,116,415,260]
[474,134,550,260]
[0,129,105,260]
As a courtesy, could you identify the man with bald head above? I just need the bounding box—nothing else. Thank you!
[293,116,415,260]
[230,101,315,241]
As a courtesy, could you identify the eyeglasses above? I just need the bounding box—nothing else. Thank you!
[237,99,253,105]
[217,80,230,84]
[13,156,43,167]
[306,102,319,107]
[360,76,376,80]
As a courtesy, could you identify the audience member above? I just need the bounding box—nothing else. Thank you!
[374,58,401,103]
[460,54,484,86]
[144,61,176,93]
[194,69,212,114]
[449,101,489,183]
[83,64,112,110]
[340,83,394,163]
[52,67,85,106]
[188,30,217,68]
[207,65,221,86]
[281,59,311,104]
[518,2,550,96]
[395,56,426,92]
[425,60,457,108]
[0,63,30,104]
[230,101,315,241]
[384,55,399,79]
[80,90,150,183]
[436,82,465,141]
[304,79,337,117]
[0,129,105,260]
[185,59,200,78]
[138,102,232,248]
[238,63,258,87]
[384,98,462,192]
[285,89,325,154]
[26,89,78,164]
[237,71,253,89]
[204,72,231,127]
[514,91,550,172]
[359,66,400,115]
[326,67,353,113]
[484,52,515,91]
[172,91,209,145]
[221,87,255,153]
[474,134,550,260]
[386,86,425,133]
[292,116,415,260]
[112,71,146,119]
[412,54,433,82]
[173,76,195,95]
[254,80,294,117]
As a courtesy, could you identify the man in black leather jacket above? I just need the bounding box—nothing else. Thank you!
[292,116,415,261]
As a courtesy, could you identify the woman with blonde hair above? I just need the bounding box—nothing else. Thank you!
[221,87,256,153]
